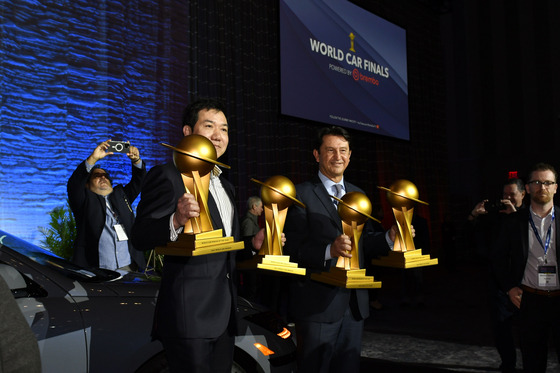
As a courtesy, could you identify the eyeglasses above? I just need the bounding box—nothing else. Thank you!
[91,173,109,180]
[528,180,556,187]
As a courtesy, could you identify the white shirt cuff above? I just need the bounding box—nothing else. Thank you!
[169,213,183,241]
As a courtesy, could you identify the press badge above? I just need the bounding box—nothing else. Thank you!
[114,224,129,241]
[538,265,557,287]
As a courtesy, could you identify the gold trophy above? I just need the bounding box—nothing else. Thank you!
[311,192,382,288]
[374,179,437,268]
[250,176,306,275]
[155,134,244,256]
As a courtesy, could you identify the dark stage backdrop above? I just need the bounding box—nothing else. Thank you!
[1,0,447,256]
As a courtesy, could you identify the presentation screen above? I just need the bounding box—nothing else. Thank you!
[280,0,409,140]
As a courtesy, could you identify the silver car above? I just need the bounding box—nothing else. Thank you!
[0,230,296,372]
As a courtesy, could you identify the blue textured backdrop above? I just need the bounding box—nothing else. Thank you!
[1,0,451,254]
[1,0,186,245]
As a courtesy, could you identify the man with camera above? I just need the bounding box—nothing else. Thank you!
[469,182,525,221]
[67,139,146,271]
[468,178,525,373]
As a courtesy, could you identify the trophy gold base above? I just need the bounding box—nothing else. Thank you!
[256,255,306,276]
[371,249,438,269]
[156,229,244,256]
[311,267,382,289]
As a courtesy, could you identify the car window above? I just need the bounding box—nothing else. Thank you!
[0,230,121,283]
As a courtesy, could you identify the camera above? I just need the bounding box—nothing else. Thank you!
[108,141,130,154]
[484,200,507,213]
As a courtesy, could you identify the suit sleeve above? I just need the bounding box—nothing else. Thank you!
[362,220,391,262]
[123,160,147,204]
[132,165,178,251]
[67,161,89,216]
[492,214,517,293]
[284,193,334,271]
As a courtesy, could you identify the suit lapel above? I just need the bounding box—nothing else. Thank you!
[207,175,236,234]
[312,178,342,233]
[207,192,224,232]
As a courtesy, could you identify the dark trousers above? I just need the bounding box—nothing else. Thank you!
[160,329,234,373]
[519,292,560,373]
[488,279,517,372]
[295,306,363,373]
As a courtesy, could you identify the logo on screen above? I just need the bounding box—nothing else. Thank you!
[349,32,356,52]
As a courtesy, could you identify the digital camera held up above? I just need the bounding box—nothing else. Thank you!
[484,199,506,213]
[108,141,130,154]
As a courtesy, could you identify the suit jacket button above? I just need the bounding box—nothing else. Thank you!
[226,273,230,279]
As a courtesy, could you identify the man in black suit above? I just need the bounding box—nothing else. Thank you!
[469,178,525,373]
[283,126,395,372]
[67,139,146,271]
[132,99,264,373]
[494,162,560,372]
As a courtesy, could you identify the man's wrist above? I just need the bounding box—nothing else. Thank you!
[86,156,97,166]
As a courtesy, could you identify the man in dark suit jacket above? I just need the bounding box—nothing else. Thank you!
[132,99,263,373]
[494,162,560,372]
[284,126,394,372]
[67,140,146,270]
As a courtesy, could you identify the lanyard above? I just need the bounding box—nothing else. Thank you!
[105,196,120,224]
[529,209,555,256]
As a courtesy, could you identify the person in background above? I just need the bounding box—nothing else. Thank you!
[468,178,525,373]
[241,196,263,240]
[67,139,146,271]
[237,195,263,300]
[494,163,560,372]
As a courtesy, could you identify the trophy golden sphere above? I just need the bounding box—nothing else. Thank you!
[386,179,419,209]
[260,175,298,210]
[338,192,372,225]
[172,135,217,176]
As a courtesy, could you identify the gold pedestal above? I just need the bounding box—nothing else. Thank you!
[311,267,381,289]
[371,249,438,268]
[247,176,307,276]
[257,255,307,275]
[156,229,244,256]
[311,193,383,289]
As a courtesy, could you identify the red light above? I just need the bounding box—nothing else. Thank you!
[508,171,518,179]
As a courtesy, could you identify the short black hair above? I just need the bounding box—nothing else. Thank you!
[87,166,113,186]
[181,98,227,133]
[503,178,524,192]
[314,126,351,152]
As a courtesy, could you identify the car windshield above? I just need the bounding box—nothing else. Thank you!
[0,229,121,282]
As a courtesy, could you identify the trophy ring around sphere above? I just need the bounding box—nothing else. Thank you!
[161,134,230,177]
[337,192,374,225]
[252,176,305,210]
[378,179,428,209]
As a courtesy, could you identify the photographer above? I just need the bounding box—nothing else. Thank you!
[468,178,525,373]
[67,139,146,272]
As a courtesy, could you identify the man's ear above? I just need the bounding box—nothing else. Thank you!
[183,125,192,136]
[313,149,320,163]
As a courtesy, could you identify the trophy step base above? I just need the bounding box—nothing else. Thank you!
[372,249,438,269]
[257,255,306,276]
[156,238,244,257]
[311,267,382,289]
